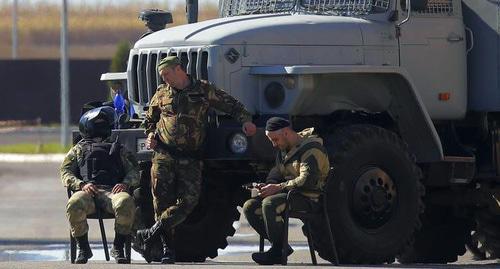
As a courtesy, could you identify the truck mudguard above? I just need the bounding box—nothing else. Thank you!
[250,65,443,162]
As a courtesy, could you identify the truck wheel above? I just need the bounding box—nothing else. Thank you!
[174,180,242,261]
[398,205,470,263]
[475,209,500,259]
[132,167,241,262]
[309,124,424,264]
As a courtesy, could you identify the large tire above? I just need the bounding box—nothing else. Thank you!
[398,204,471,263]
[308,124,424,264]
[132,166,242,262]
[174,180,242,261]
[475,208,500,259]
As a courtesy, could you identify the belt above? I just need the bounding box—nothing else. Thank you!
[154,136,202,160]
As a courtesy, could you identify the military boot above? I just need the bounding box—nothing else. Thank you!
[75,233,93,264]
[251,243,293,265]
[136,220,165,263]
[111,233,130,264]
[160,232,175,264]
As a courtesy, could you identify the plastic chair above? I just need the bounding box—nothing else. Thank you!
[67,187,131,263]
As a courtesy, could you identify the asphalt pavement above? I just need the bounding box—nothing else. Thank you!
[1,161,500,268]
[0,161,333,266]
[0,127,499,268]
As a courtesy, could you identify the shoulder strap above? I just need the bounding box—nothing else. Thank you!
[109,137,126,181]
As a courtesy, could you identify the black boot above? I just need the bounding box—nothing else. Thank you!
[160,232,175,264]
[136,220,165,263]
[251,243,293,265]
[75,233,93,264]
[111,233,130,264]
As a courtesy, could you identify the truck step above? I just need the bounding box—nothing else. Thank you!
[426,156,475,186]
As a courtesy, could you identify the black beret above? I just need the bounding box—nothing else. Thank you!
[265,117,290,132]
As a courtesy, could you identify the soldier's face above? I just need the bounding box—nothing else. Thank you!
[160,65,185,89]
[266,129,289,151]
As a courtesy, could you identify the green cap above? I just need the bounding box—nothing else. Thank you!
[157,56,181,72]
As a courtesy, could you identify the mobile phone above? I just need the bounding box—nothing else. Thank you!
[242,182,259,190]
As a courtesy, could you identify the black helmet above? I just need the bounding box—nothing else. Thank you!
[79,106,117,139]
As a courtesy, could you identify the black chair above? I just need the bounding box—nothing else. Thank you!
[258,169,339,266]
[67,187,131,263]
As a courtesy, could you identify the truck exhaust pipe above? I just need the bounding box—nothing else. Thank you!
[138,9,173,39]
[186,0,198,23]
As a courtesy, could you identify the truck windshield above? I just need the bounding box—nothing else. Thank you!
[219,0,390,17]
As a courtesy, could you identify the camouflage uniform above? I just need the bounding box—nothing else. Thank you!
[243,128,329,244]
[142,78,251,229]
[61,138,140,237]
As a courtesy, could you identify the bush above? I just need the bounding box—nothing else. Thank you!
[110,40,131,72]
[107,40,131,97]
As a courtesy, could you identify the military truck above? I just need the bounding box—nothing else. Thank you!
[99,0,500,264]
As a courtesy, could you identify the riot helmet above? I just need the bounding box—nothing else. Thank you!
[79,106,117,139]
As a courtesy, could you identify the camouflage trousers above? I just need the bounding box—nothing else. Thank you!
[151,151,202,229]
[243,192,314,244]
[66,187,135,237]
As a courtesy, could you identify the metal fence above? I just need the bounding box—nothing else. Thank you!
[0,60,109,123]
[219,0,390,17]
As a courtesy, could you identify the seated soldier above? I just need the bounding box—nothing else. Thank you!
[60,106,139,264]
[243,117,330,265]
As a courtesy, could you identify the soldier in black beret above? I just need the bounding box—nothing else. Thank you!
[265,117,291,132]
[243,117,330,265]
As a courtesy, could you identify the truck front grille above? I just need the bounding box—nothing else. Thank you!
[130,48,209,104]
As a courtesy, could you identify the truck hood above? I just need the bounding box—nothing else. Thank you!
[135,14,364,48]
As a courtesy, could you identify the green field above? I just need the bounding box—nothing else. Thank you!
[0,143,70,154]
[0,1,218,59]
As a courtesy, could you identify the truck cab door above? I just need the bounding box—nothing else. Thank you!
[398,0,467,120]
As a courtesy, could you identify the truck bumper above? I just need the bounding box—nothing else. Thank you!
[72,123,275,163]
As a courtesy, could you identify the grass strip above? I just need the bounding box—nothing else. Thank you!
[0,143,71,154]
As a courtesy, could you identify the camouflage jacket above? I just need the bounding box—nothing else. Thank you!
[142,78,252,153]
[60,138,140,191]
[266,128,330,198]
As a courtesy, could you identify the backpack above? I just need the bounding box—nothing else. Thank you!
[78,139,125,186]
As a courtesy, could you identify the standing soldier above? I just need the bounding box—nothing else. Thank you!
[61,106,139,264]
[136,56,256,264]
[243,117,330,265]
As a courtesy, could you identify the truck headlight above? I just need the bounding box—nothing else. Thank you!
[229,133,248,154]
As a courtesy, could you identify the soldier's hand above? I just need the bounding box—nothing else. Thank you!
[112,183,128,194]
[255,183,266,190]
[82,183,98,196]
[242,122,257,136]
[258,183,282,198]
[146,133,157,149]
